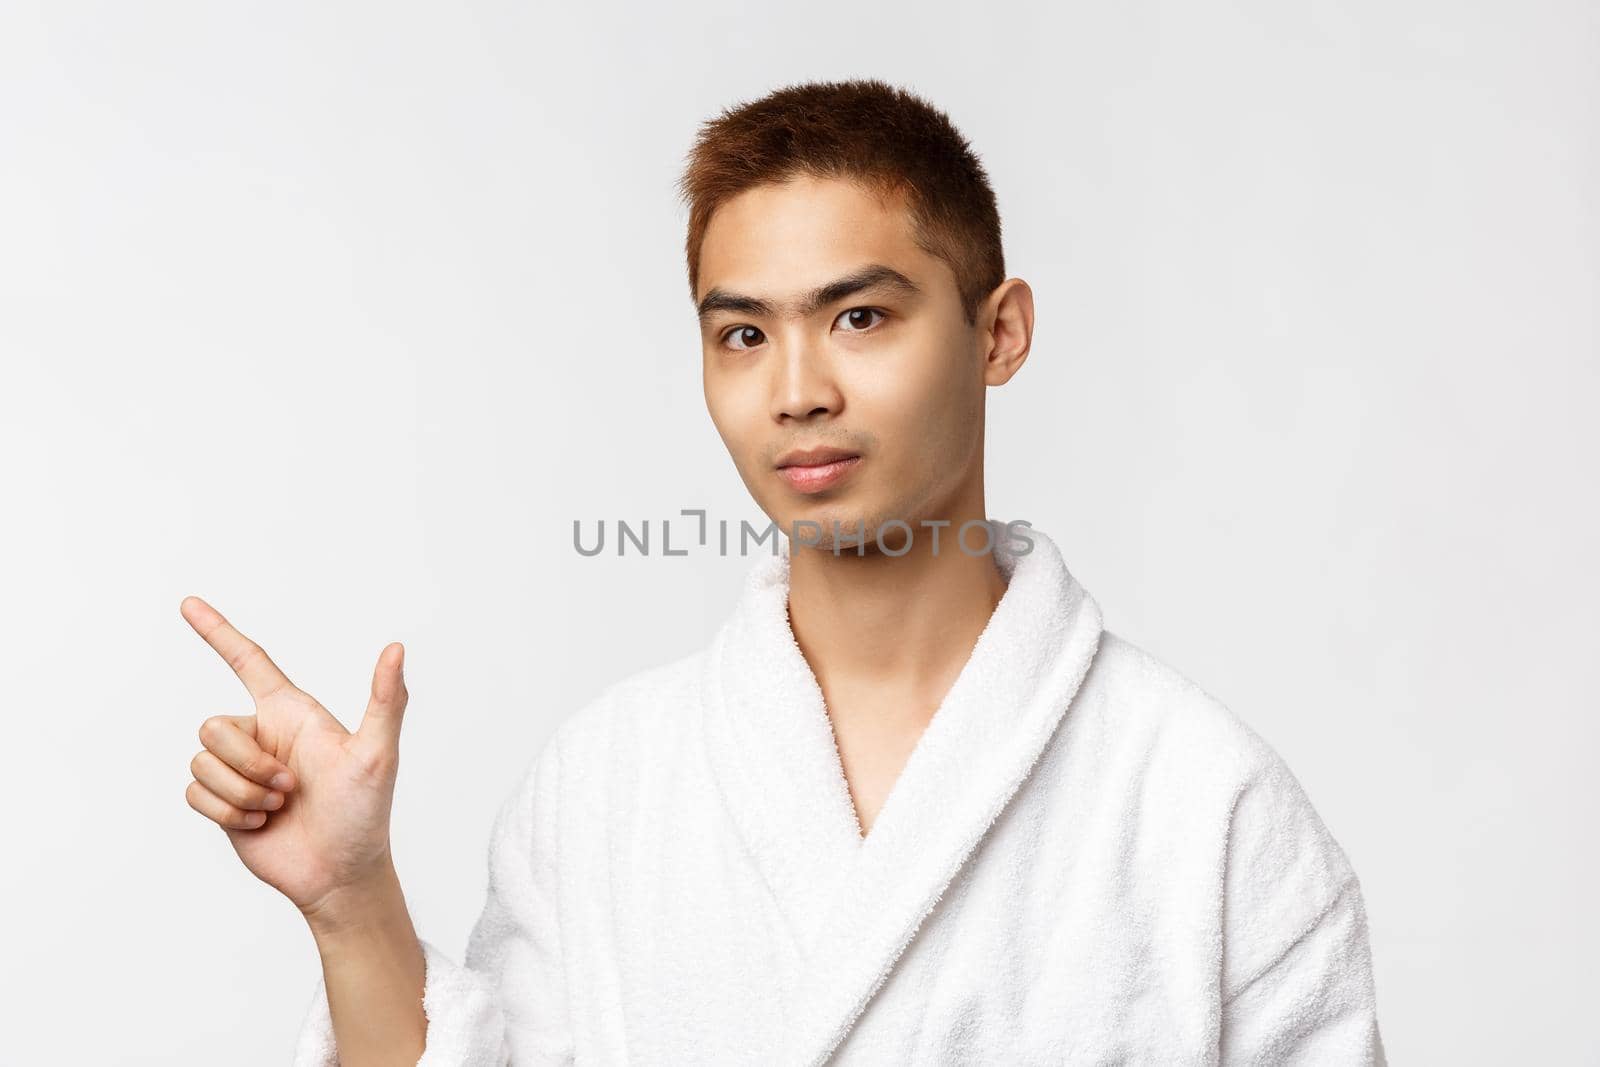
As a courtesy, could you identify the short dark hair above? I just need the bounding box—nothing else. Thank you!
[676,78,1005,326]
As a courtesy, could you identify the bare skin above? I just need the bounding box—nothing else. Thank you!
[697,173,1035,837]
[180,596,425,1065]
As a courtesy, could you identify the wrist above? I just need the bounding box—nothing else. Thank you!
[301,856,407,945]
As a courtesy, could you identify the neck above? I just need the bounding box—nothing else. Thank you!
[784,502,1009,714]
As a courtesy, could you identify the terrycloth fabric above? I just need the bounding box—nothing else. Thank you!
[292,521,1385,1065]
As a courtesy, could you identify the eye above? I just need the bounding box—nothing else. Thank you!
[835,307,886,333]
[721,325,766,352]
[718,308,886,352]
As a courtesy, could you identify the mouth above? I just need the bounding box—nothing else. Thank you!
[775,454,863,494]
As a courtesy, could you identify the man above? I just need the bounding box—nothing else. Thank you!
[183,78,1385,1064]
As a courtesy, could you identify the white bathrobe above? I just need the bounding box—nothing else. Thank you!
[293,522,1385,1065]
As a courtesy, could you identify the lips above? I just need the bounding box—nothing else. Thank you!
[775,454,862,493]
[775,445,861,469]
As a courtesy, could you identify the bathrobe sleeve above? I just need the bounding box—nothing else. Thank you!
[1217,748,1387,1065]
[291,736,573,1066]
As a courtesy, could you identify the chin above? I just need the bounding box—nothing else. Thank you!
[781,504,897,551]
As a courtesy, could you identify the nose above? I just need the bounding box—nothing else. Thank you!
[770,334,843,424]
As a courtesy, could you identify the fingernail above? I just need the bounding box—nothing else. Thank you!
[270,772,293,790]
[265,792,284,810]
[245,812,266,827]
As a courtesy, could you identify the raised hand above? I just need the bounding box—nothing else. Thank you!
[180,596,410,921]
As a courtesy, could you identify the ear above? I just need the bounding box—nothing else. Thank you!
[980,278,1034,386]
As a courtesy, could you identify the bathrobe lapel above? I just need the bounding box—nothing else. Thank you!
[699,522,1104,1066]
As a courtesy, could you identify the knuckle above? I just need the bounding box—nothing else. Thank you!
[184,781,211,817]
[228,641,264,675]
[198,717,224,746]
[354,745,397,782]
[236,750,264,780]
[229,780,265,808]
[189,751,208,779]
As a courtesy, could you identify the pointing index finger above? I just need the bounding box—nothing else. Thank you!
[180,595,295,702]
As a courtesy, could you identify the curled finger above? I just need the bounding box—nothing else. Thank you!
[196,714,294,791]
[190,749,284,811]
[185,779,268,830]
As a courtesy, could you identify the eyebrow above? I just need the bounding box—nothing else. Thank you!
[695,264,923,324]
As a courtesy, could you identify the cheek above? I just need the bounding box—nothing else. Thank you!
[704,378,771,486]
[859,350,975,459]
[703,374,748,444]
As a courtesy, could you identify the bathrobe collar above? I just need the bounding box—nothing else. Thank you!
[699,520,1104,1065]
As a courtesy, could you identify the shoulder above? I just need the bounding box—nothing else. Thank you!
[1076,629,1293,793]
[556,647,705,747]
[487,647,707,837]
[1083,630,1366,989]
[509,647,707,794]
[1077,630,1358,887]
[1083,629,1352,851]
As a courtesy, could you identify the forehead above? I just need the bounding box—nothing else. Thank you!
[696,174,933,303]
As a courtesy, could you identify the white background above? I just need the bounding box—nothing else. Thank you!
[2,1,1595,1062]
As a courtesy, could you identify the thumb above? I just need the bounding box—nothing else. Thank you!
[356,642,408,748]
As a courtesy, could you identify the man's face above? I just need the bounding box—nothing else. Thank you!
[696,174,987,551]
